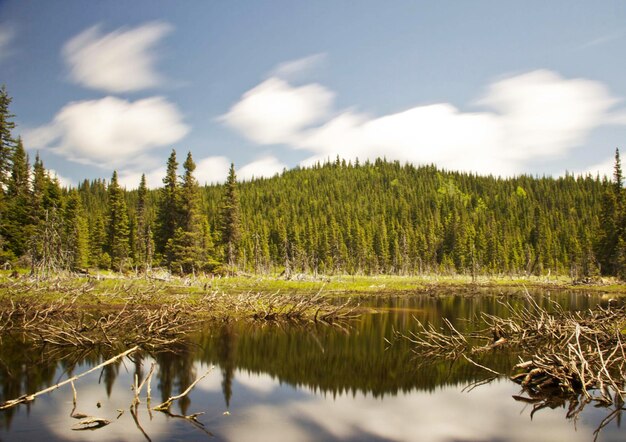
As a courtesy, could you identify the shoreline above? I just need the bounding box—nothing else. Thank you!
[2,270,625,302]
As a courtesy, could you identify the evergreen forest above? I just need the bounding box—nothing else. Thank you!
[1,86,625,279]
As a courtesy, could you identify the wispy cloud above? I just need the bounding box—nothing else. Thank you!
[24,96,189,170]
[238,155,286,181]
[271,53,327,80]
[47,169,74,188]
[575,156,614,178]
[220,77,334,145]
[63,22,172,93]
[117,155,279,189]
[118,167,165,189]
[222,66,622,176]
[195,156,230,185]
[0,24,16,62]
[580,30,624,49]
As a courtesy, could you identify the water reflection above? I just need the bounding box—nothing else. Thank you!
[0,290,623,441]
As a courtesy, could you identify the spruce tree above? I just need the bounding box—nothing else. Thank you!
[597,149,623,276]
[106,171,130,272]
[0,85,16,187]
[168,152,205,273]
[135,174,154,271]
[220,163,241,267]
[156,149,179,263]
[5,138,31,256]
[64,190,89,270]
[89,215,108,268]
[0,85,16,259]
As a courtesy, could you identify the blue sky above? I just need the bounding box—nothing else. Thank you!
[1,1,626,188]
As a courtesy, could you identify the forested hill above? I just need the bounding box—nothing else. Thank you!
[199,159,602,276]
[0,86,615,278]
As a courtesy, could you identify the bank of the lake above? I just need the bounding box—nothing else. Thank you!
[2,270,626,304]
[1,290,625,441]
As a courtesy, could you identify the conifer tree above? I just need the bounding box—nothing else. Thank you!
[63,190,89,270]
[0,85,16,259]
[135,174,154,271]
[168,152,205,273]
[89,215,108,268]
[5,138,30,256]
[0,85,16,187]
[220,163,241,267]
[597,149,623,276]
[106,171,130,272]
[156,149,179,263]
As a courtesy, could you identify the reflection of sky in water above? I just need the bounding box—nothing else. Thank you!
[1,360,625,441]
[2,293,625,441]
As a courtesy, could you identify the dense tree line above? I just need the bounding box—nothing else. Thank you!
[0,85,622,278]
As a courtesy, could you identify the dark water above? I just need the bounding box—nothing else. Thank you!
[1,290,624,441]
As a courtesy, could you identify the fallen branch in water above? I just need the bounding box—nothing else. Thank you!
[71,417,111,431]
[0,346,139,410]
[152,367,213,411]
[397,289,626,439]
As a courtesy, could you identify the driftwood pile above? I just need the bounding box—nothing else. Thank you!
[224,291,358,323]
[399,292,626,416]
[0,296,201,350]
[0,278,358,351]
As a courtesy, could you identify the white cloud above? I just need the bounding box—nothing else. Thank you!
[220,78,334,145]
[47,169,74,188]
[223,68,622,176]
[577,156,614,178]
[271,53,327,80]
[63,22,172,93]
[0,24,16,62]
[479,70,616,161]
[224,380,593,442]
[298,105,508,175]
[23,96,189,170]
[238,156,286,181]
[195,156,230,185]
[118,166,166,189]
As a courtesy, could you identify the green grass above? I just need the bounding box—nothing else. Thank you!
[1,270,625,305]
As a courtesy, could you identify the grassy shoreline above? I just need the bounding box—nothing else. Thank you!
[1,270,626,303]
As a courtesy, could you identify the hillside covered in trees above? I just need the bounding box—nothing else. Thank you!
[1,85,624,279]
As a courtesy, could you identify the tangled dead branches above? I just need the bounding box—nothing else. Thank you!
[224,291,359,324]
[0,297,201,350]
[0,278,359,351]
[397,291,626,413]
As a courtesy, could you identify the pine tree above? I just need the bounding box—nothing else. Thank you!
[134,174,154,271]
[89,215,108,268]
[106,171,130,272]
[63,190,89,270]
[5,138,31,256]
[156,149,179,263]
[0,85,16,259]
[168,152,205,274]
[220,163,241,267]
[597,149,623,276]
[0,85,16,187]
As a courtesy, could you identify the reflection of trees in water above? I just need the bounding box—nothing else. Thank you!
[217,323,237,409]
[154,345,196,415]
[196,292,607,399]
[0,292,611,431]
[0,338,103,430]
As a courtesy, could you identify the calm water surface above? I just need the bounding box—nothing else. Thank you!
[1,290,624,441]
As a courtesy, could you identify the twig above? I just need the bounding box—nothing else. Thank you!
[152,367,213,411]
[0,346,139,410]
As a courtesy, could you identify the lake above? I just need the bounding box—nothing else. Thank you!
[1,289,624,441]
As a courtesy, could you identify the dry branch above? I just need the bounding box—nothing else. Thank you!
[0,346,138,410]
[397,291,626,410]
[152,367,213,411]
